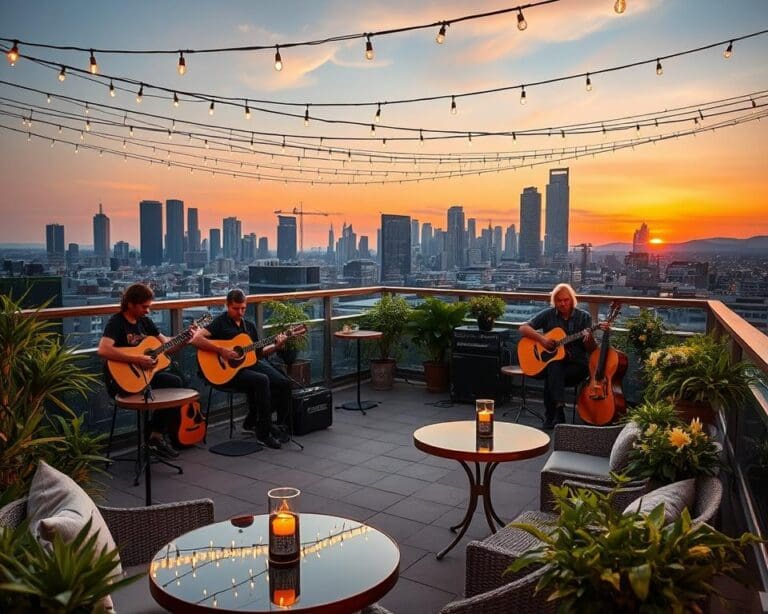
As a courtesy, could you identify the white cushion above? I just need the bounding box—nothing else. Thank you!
[623,478,696,525]
[608,423,642,472]
[542,451,611,479]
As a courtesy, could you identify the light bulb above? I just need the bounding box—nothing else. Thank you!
[109,81,115,97]
[7,40,19,65]
[245,101,251,119]
[382,138,387,148]
[375,103,381,123]
[655,59,663,76]
[85,102,90,115]
[46,93,51,103]
[281,136,286,153]
[614,0,626,13]
[585,73,592,92]
[450,96,457,115]
[274,46,282,71]
[436,23,447,44]
[85,119,91,132]
[137,83,144,103]
[365,35,374,61]
[89,49,98,74]
[520,86,527,105]
[723,41,733,59]
[75,144,79,153]
[168,129,173,140]
[209,100,215,116]
[173,92,179,107]
[178,52,187,75]
[419,129,424,145]
[517,9,527,31]
[58,66,66,82]
[467,132,472,146]
[129,126,134,136]
[370,124,375,136]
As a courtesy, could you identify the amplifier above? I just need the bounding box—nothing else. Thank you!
[451,354,505,404]
[452,326,510,356]
[291,386,332,436]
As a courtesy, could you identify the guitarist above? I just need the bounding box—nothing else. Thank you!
[97,283,191,459]
[519,283,606,430]
[191,289,290,450]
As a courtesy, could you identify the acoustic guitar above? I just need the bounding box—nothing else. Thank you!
[175,400,206,447]
[107,313,212,394]
[197,324,308,386]
[517,302,622,377]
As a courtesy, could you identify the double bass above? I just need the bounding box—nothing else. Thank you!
[577,301,628,425]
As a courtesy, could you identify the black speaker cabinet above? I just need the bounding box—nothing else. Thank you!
[291,386,332,435]
[451,353,503,404]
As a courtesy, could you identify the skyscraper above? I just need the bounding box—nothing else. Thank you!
[277,215,297,262]
[326,224,335,262]
[380,214,411,285]
[45,223,65,263]
[446,205,466,269]
[257,237,269,259]
[504,224,517,259]
[358,236,369,259]
[544,167,570,260]
[222,217,241,260]
[92,203,110,261]
[187,207,201,252]
[165,199,184,264]
[139,200,163,266]
[410,219,420,248]
[519,187,542,266]
[467,218,477,248]
[209,228,221,260]
[421,222,433,259]
[493,225,503,266]
[633,222,650,253]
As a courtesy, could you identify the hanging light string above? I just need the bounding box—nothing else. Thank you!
[5,28,765,134]
[0,1,560,65]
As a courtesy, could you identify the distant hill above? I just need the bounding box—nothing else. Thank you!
[593,236,768,254]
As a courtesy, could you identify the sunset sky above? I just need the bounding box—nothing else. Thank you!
[1,0,767,250]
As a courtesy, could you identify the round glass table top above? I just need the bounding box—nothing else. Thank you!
[413,420,550,462]
[149,513,399,613]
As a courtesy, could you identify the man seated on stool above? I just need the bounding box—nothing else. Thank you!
[519,283,606,429]
[192,289,291,450]
[97,282,186,460]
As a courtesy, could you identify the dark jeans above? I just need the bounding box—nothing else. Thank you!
[147,371,183,434]
[540,359,589,423]
[227,359,292,436]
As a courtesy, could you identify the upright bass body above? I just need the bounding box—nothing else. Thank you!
[577,345,628,425]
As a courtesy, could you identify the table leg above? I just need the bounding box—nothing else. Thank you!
[482,462,505,528]
[339,338,378,414]
[143,411,152,505]
[438,460,479,560]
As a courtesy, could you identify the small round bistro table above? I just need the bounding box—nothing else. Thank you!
[334,330,383,414]
[115,388,198,506]
[149,513,400,613]
[413,420,550,559]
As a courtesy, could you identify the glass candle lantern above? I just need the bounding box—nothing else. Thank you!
[476,435,494,453]
[268,487,301,563]
[269,560,301,607]
[475,399,494,437]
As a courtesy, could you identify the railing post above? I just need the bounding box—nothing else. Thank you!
[323,295,333,387]
[255,301,265,338]
[588,302,599,323]
[169,308,183,336]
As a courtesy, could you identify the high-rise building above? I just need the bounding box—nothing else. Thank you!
[277,215,298,262]
[326,224,335,262]
[257,237,269,259]
[493,225,503,266]
[410,219,420,248]
[187,207,201,252]
[504,224,517,259]
[66,243,79,269]
[358,235,369,259]
[222,217,241,260]
[519,187,542,266]
[446,205,466,269]
[165,199,184,264]
[467,218,477,248]
[633,222,650,253]
[139,200,163,266]
[92,203,110,260]
[380,214,411,285]
[544,167,570,259]
[209,228,221,260]
[113,240,130,260]
[241,233,257,261]
[421,222,433,259]
[45,223,65,263]
[336,223,357,264]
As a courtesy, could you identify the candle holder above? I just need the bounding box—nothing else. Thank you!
[269,559,301,608]
[476,435,494,452]
[268,487,301,563]
[475,399,494,437]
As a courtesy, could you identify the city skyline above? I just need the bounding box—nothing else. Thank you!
[1,1,767,247]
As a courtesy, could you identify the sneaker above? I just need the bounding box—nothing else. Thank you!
[257,434,282,450]
[271,425,290,444]
[148,437,179,459]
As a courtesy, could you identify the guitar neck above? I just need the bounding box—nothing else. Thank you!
[241,332,280,355]
[152,329,192,356]
[558,323,599,347]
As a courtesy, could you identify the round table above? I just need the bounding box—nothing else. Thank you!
[115,387,198,506]
[334,330,383,414]
[149,513,400,613]
[413,420,550,559]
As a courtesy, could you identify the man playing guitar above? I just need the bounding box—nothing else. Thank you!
[191,289,290,450]
[519,283,607,430]
[97,283,191,459]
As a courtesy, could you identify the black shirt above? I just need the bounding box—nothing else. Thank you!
[205,313,259,343]
[102,312,160,348]
[526,306,592,364]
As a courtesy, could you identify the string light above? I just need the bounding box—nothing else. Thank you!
[365,35,374,61]
[614,0,627,14]
[585,73,592,92]
[419,129,424,145]
[129,125,134,136]
[85,119,91,131]
[450,96,457,115]
[656,59,663,76]
[374,103,381,123]
[517,9,527,31]
[58,66,66,82]
[7,40,19,65]
[304,105,309,127]
[281,136,286,152]
[436,23,447,44]
[723,41,733,59]
[177,51,187,75]
[382,138,387,148]
[274,45,282,71]
[89,49,98,74]
[520,86,527,104]
[245,101,251,119]
[209,100,215,116]
[85,102,90,115]
[136,83,144,103]
[109,80,115,97]
[173,91,179,107]
[370,123,375,136]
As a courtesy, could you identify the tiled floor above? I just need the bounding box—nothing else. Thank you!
[104,379,551,613]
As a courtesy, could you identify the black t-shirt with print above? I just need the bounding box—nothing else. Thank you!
[526,306,592,364]
[102,312,160,347]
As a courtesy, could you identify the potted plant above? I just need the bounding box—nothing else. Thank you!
[508,482,761,613]
[645,334,755,424]
[467,295,506,332]
[358,294,413,390]
[622,399,683,432]
[264,301,311,385]
[625,308,666,360]
[407,298,469,392]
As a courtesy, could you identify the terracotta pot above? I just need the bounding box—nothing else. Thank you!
[674,399,716,425]
[370,359,395,390]
[423,361,449,393]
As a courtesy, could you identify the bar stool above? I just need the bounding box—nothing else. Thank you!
[500,365,543,423]
[204,383,241,442]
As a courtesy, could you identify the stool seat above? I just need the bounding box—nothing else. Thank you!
[500,365,525,377]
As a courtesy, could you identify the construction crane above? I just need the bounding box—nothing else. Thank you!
[571,243,593,288]
[273,203,342,258]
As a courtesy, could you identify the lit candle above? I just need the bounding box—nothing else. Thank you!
[272,588,297,607]
[476,399,494,437]
[272,512,296,537]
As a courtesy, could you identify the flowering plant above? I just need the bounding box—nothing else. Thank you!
[625,309,666,359]
[625,418,721,483]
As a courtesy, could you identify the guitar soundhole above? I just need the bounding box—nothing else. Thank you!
[129,364,140,377]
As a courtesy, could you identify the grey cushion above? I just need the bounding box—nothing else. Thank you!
[542,451,611,480]
[608,423,642,472]
[623,478,696,524]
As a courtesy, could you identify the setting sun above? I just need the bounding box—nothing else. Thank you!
[649,238,664,245]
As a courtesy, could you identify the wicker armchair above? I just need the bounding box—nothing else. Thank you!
[0,496,215,567]
[442,566,555,614]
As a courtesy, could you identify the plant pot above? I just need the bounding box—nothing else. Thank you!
[674,399,717,425]
[370,359,396,390]
[423,361,449,393]
[476,316,494,332]
[288,359,311,387]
